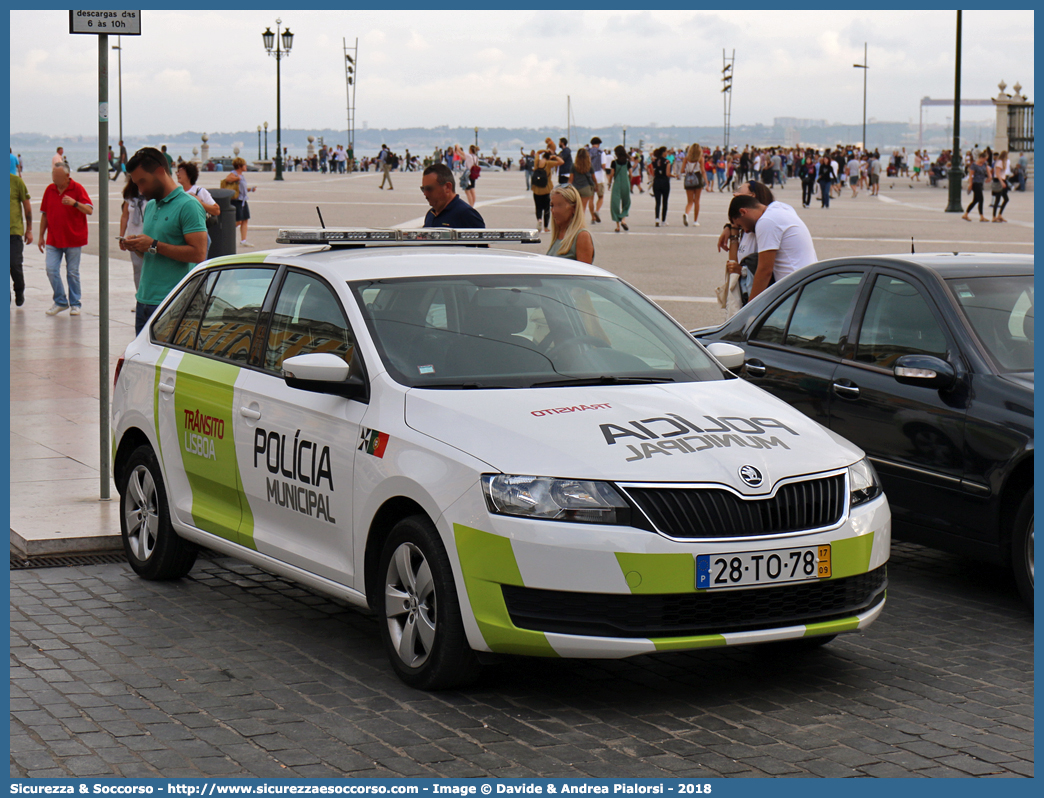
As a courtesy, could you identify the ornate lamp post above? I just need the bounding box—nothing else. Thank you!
[262,19,294,181]
[264,121,269,160]
[257,125,262,160]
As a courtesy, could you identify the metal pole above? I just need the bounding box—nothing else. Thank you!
[862,43,867,149]
[945,11,964,212]
[115,36,122,145]
[98,35,111,501]
[264,124,268,161]
[275,22,283,181]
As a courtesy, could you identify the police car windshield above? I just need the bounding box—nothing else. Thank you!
[350,275,725,389]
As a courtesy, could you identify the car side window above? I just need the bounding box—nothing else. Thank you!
[265,271,356,372]
[751,292,797,345]
[856,275,948,367]
[784,272,863,355]
[195,268,276,363]
[151,273,204,344]
[172,270,218,350]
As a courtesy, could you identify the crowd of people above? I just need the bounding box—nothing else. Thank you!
[11,134,1029,327]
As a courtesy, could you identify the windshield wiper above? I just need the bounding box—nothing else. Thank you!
[529,375,676,388]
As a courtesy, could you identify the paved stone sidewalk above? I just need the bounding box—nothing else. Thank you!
[9,542,1033,779]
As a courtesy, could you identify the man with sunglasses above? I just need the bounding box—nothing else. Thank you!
[421,163,485,229]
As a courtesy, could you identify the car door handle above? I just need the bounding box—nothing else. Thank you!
[239,407,262,420]
[745,359,767,377]
[833,380,861,399]
[158,382,175,395]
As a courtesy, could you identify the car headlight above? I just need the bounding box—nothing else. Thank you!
[481,475,630,525]
[849,458,882,506]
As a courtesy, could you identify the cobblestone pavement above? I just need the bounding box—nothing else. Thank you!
[10,542,1033,779]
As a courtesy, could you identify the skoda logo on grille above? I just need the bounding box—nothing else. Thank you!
[738,465,764,488]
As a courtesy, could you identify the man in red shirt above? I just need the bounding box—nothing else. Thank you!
[38,163,92,315]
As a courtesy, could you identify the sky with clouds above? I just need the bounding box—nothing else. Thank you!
[9,9,1035,137]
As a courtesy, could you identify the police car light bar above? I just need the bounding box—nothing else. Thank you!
[276,227,542,245]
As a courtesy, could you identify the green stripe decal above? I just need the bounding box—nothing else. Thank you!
[453,524,558,657]
[174,355,243,544]
[804,616,860,637]
[829,531,875,580]
[649,633,727,652]
[615,552,696,594]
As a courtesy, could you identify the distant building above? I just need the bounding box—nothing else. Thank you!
[774,117,828,128]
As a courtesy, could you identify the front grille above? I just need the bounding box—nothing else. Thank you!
[502,566,886,638]
[624,474,846,539]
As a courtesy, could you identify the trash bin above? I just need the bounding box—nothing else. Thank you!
[207,188,238,260]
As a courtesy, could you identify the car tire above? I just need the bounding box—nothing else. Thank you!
[119,445,197,580]
[1012,491,1033,610]
[376,515,480,690]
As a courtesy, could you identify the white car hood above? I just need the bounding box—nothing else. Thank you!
[405,380,862,492]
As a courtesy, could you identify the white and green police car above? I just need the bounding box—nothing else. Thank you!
[112,227,890,689]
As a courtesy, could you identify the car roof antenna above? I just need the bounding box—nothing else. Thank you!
[316,207,326,229]
[910,237,915,254]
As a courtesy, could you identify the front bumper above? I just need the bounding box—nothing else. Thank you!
[447,490,890,658]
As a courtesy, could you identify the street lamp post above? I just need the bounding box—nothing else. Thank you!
[474,127,478,150]
[262,19,294,181]
[111,36,123,145]
[623,126,627,149]
[853,42,868,149]
[264,122,269,160]
[945,11,964,212]
[257,125,262,160]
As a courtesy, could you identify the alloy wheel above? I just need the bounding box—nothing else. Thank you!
[384,542,437,668]
[125,465,159,562]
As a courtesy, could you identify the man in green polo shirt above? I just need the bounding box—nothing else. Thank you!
[122,147,207,335]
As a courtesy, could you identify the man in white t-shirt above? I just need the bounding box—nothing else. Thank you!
[846,156,862,197]
[728,194,818,301]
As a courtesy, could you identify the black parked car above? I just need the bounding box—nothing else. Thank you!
[694,253,1033,606]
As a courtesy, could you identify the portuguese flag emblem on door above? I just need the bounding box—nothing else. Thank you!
[359,428,390,458]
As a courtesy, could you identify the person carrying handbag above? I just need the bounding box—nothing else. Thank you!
[681,142,706,227]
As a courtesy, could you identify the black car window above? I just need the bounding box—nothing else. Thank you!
[948,275,1034,373]
[784,272,863,355]
[856,275,948,367]
[151,273,204,344]
[265,272,355,373]
[196,268,276,363]
[751,292,797,345]
[172,270,218,350]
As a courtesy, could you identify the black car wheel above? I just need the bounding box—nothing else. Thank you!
[119,445,197,580]
[377,515,480,690]
[1012,491,1033,610]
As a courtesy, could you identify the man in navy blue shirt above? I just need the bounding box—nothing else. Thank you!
[421,164,485,228]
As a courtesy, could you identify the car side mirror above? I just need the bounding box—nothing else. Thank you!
[706,341,746,371]
[282,352,369,402]
[893,354,956,390]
